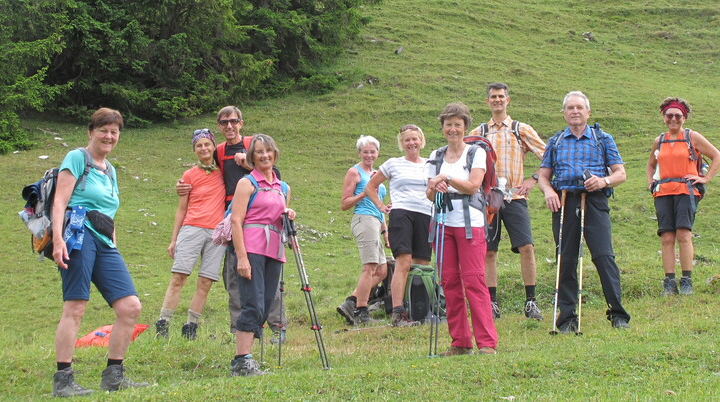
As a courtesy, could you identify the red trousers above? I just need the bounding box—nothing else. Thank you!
[438,226,498,349]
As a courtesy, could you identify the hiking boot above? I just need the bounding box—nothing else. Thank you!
[269,330,286,345]
[524,299,543,320]
[53,367,93,397]
[559,320,578,334]
[679,276,693,295]
[229,357,268,377]
[391,311,420,327]
[181,322,198,340]
[155,319,169,338]
[477,347,497,355]
[661,277,679,296]
[612,317,630,329]
[354,309,380,325]
[336,298,356,325]
[99,365,149,391]
[438,346,473,357]
[491,301,501,320]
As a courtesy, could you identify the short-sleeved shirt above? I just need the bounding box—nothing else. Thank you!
[468,116,545,200]
[378,157,432,215]
[427,145,486,228]
[353,165,386,222]
[60,149,119,248]
[540,125,623,192]
[181,166,225,228]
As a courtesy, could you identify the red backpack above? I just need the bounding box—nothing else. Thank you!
[216,135,254,177]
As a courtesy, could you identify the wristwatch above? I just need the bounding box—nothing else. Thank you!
[604,177,611,186]
[445,175,452,183]
[531,173,539,182]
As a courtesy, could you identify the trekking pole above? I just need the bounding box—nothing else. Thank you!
[260,325,265,364]
[550,190,567,335]
[282,214,330,370]
[575,193,587,336]
[277,263,285,367]
[428,192,446,358]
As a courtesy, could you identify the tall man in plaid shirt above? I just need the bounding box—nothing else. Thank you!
[469,82,546,320]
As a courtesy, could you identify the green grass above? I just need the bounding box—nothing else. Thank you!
[3,0,720,399]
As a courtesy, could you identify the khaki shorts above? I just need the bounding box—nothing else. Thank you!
[351,214,387,265]
[171,225,224,281]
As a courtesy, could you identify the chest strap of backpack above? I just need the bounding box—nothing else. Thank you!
[242,223,285,259]
[446,193,475,239]
[654,129,700,209]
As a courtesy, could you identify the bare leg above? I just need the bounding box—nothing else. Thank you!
[355,263,378,308]
[235,330,254,355]
[189,276,215,314]
[676,228,694,272]
[108,296,142,360]
[391,254,412,308]
[660,232,677,274]
[518,244,537,286]
[161,273,188,310]
[55,300,88,362]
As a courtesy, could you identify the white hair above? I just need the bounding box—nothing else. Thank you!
[562,91,591,111]
[356,135,380,151]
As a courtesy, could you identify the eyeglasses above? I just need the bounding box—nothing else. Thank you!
[400,124,420,133]
[218,118,242,126]
[664,113,684,121]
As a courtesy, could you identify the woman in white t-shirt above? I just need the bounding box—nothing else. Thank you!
[365,124,433,327]
[426,102,498,356]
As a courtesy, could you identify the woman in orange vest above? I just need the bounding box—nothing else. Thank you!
[647,97,720,296]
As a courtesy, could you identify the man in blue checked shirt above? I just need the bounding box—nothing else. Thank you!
[537,91,631,333]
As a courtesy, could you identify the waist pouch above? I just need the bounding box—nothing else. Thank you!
[86,210,115,239]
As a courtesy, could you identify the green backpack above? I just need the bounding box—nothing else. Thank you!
[405,264,445,322]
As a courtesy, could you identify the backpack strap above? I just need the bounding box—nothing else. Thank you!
[77,147,116,194]
[511,120,523,147]
[246,174,288,210]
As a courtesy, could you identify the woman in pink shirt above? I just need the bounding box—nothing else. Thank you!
[155,129,225,340]
[229,134,294,377]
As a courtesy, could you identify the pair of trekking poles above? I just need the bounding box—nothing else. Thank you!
[550,190,587,336]
[259,214,330,370]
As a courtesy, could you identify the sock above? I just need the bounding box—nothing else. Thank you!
[159,307,174,322]
[682,271,692,278]
[187,309,201,324]
[234,354,251,360]
[107,359,123,367]
[665,273,676,279]
[489,287,497,302]
[392,306,406,314]
[347,295,357,304]
[525,285,536,300]
[57,362,71,371]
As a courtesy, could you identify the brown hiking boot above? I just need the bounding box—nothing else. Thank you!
[477,347,497,355]
[391,311,420,327]
[438,346,473,357]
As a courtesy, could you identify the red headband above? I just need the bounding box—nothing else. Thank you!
[661,101,688,117]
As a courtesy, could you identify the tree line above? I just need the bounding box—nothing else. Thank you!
[0,0,378,153]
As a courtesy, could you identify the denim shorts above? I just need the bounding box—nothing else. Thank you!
[60,231,137,306]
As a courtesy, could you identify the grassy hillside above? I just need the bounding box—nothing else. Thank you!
[2,0,720,399]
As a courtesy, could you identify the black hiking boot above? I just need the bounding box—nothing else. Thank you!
[679,276,693,295]
[155,319,169,338]
[491,301,501,320]
[53,367,93,397]
[661,277,679,296]
[354,309,380,325]
[181,322,198,340]
[336,297,356,325]
[524,299,543,320]
[229,357,269,377]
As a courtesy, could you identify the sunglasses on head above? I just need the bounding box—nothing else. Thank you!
[664,113,684,121]
[218,118,242,126]
[400,124,420,133]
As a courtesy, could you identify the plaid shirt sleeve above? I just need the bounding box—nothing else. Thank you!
[519,123,546,161]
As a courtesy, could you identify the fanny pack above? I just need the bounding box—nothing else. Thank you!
[86,210,115,239]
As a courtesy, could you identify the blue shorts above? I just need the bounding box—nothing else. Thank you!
[60,231,137,306]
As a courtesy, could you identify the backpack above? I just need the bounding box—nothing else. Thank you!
[212,173,289,246]
[427,136,503,239]
[405,264,445,322]
[546,123,614,197]
[652,128,708,207]
[20,148,115,260]
[216,136,254,177]
[474,120,523,148]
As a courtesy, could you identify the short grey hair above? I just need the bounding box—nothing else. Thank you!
[246,133,279,168]
[562,91,590,111]
[356,135,380,152]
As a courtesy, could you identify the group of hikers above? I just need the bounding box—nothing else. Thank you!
[47,82,719,396]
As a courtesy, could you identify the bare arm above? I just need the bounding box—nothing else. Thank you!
[51,169,77,269]
[364,170,389,213]
[284,185,296,220]
[168,194,189,259]
[690,132,720,184]
[231,178,254,279]
[537,167,559,212]
[646,137,660,190]
[340,168,363,211]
